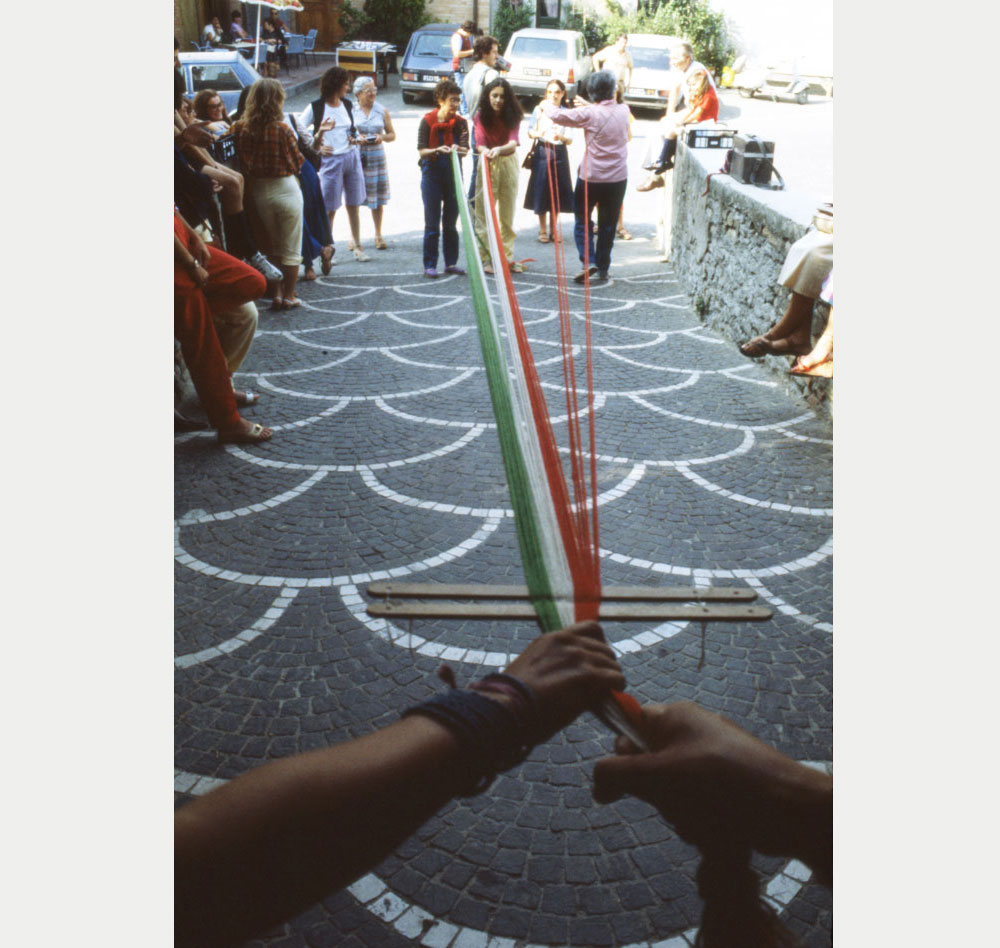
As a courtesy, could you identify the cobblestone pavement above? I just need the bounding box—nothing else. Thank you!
[174,228,833,947]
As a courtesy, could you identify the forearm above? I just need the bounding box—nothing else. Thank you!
[175,716,465,948]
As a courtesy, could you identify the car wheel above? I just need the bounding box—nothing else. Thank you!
[796,90,808,105]
[402,91,416,104]
[738,87,755,99]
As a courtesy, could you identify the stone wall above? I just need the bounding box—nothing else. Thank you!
[425,0,479,27]
[668,141,832,415]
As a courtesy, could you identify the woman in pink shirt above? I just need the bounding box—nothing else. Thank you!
[543,69,630,283]
[472,78,524,273]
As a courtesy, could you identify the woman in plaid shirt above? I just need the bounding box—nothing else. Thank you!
[233,79,305,310]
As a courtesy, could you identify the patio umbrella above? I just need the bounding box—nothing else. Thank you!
[245,0,305,72]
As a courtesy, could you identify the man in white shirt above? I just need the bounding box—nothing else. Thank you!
[463,35,500,120]
[664,41,715,119]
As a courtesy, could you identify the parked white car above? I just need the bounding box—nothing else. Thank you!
[623,33,684,111]
[502,28,592,102]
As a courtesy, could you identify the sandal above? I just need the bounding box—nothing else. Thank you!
[233,390,259,407]
[374,236,387,250]
[790,357,833,378]
[320,245,335,275]
[739,335,811,359]
[303,267,317,281]
[538,233,550,243]
[217,421,273,445]
[617,227,633,240]
[483,263,494,274]
[509,261,525,273]
[352,246,371,262]
[281,298,301,310]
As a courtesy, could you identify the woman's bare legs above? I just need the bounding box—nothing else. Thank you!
[345,205,363,250]
[740,291,815,357]
[791,308,833,374]
[280,264,299,307]
[372,206,384,244]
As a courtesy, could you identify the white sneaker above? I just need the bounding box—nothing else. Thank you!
[247,252,282,282]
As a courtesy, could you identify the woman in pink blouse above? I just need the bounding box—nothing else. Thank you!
[542,69,630,283]
[472,78,524,274]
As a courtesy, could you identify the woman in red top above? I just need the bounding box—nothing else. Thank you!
[233,79,304,309]
[637,69,719,191]
[472,77,523,274]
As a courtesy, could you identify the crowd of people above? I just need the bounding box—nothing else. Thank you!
[175,25,826,440]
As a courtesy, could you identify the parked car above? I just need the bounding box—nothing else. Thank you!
[502,28,592,102]
[399,23,460,104]
[177,51,263,115]
[622,33,684,111]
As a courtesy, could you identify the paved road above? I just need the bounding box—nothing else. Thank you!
[176,77,833,948]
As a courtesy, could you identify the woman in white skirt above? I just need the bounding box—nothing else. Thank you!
[233,79,305,309]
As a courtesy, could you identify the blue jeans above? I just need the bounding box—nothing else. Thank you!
[573,178,627,273]
[421,159,460,270]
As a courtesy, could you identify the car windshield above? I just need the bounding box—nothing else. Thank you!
[629,47,671,71]
[191,64,243,91]
[510,37,567,60]
[412,33,451,59]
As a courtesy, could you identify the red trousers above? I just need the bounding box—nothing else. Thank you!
[174,215,267,430]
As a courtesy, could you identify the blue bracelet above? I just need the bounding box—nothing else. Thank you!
[403,688,534,796]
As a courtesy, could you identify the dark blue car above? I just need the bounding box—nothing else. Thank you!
[399,23,460,104]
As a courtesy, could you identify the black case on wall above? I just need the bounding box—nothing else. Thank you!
[730,134,775,185]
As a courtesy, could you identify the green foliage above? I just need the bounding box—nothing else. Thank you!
[493,0,535,55]
[564,0,733,77]
[560,8,607,52]
[345,0,431,52]
[338,1,368,41]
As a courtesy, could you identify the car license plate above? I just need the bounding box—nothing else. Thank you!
[523,67,551,76]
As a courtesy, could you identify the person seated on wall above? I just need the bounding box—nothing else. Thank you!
[174,209,273,444]
[636,66,718,191]
[739,205,833,362]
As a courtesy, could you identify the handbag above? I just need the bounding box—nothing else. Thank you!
[289,113,321,170]
[521,139,538,169]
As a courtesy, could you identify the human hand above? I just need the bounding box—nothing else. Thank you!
[455,146,469,156]
[190,262,209,289]
[592,702,832,872]
[320,144,333,157]
[503,621,624,742]
[180,121,213,147]
[211,179,223,193]
[189,232,210,267]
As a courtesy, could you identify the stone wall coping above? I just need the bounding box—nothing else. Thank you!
[682,140,823,230]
